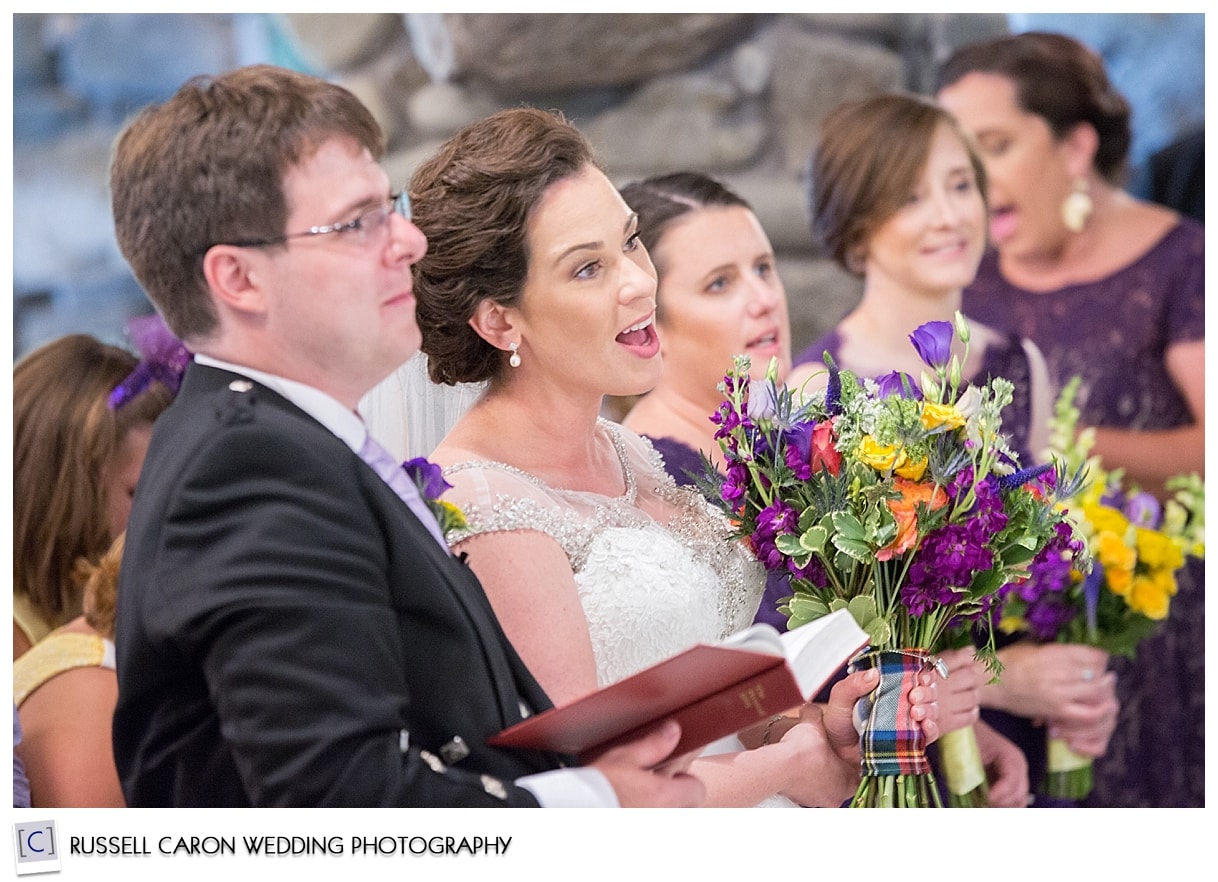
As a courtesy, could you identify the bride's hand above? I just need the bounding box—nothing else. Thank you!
[772,706,859,807]
[822,667,941,760]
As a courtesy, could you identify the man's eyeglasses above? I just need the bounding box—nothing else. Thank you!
[213,189,411,250]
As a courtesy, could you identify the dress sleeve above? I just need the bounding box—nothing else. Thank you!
[1164,220,1205,345]
[443,463,590,568]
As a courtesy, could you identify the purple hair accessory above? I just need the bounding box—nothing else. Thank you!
[107,313,192,409]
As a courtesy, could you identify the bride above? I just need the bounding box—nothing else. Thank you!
[368,107,940,806]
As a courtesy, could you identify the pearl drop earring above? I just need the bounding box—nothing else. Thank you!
[508,341,521,368]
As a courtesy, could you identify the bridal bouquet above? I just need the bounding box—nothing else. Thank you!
[997,377,1205,799]
[704,314,1087,807]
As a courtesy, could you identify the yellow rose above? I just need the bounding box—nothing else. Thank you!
[920,402,966,431]
[894,455,928,481]
[857,436,903,472]
[1105,565,1133,597]
[1150,567,1178,597]
[1085,504,1130,538]
[1128,574,1171,620]
[1095,530,1137,572]
[1135,527,1184,572]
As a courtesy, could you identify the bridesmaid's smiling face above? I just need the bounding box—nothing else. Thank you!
[511,165,662,399]
[862,121,988,300]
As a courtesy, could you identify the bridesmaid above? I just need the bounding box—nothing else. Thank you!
[938,31,1204,807]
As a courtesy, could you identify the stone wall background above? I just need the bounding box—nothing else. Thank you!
[10,12,1205,364]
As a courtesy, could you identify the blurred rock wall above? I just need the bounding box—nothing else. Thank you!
[11,12,1203,364]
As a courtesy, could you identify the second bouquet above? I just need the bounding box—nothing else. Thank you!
[705,314,1086,807]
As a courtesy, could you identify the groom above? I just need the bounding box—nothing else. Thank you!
[109,64,703,808]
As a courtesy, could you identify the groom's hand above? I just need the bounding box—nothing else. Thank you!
[591,720,706,807]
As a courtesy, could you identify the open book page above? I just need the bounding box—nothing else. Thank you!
[719,609,870,697]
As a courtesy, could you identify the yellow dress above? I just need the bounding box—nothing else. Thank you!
[12,592,58,651]
[13,628,115,707]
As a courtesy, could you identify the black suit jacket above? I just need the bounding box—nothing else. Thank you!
[113,363,568,806]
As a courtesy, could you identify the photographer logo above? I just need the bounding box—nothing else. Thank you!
[12,820,60,876]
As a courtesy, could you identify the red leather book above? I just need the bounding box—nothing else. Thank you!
[489,609,869,762]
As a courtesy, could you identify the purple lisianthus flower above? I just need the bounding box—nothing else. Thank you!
[402,457,452,501]
[782,420,815,462]
[909,320,954,370]
[875,370,923,400]
[1099,480,1125,509]
[747,378,779,420]
[1123,492,1162,529]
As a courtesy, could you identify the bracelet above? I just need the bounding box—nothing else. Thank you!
[761,714,785,746]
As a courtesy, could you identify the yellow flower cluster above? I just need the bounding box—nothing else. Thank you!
[1076,495,1185,622]
[856,436,928,481]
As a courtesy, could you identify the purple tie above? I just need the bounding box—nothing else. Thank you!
[358,433,450,552]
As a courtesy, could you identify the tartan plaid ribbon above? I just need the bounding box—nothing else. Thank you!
[849,649,935,776]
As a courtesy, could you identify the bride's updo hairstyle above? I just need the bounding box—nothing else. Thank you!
[410,107,599,385]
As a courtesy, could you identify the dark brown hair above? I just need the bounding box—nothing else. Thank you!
[410,107,598,385]
[13,335,172,628]
[618,171,752,294]
[936,31,1132,184]
[110,64,384,342]
[809,92,989,276]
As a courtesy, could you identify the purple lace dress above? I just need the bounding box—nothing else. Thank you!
[963,218,1205,808]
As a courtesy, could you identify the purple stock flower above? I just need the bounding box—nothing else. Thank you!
[1023,592,1076,642]
[908,321,954,370]
[402,457,452,501]
[721,460,751,505]
[875,370,923,400]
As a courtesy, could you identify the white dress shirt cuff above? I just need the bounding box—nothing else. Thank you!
[517,767,619,807]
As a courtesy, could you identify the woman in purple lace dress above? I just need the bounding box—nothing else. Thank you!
[939,31,1204,807]
[618,168,1030,807]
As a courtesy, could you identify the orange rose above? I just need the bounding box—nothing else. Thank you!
[876,478,948,561]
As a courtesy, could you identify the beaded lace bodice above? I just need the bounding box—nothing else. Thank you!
[443,420,764,687]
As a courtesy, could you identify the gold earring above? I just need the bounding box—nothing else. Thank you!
[508,341,521,368]
[1061,177,1093,233]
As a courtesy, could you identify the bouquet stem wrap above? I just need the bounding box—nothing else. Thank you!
[848,649,942,807]
[939,724,990,807]
[1045,735,1093,800]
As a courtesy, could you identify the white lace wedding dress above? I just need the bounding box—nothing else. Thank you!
[442,419,764,687]
[443,420,797,807]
